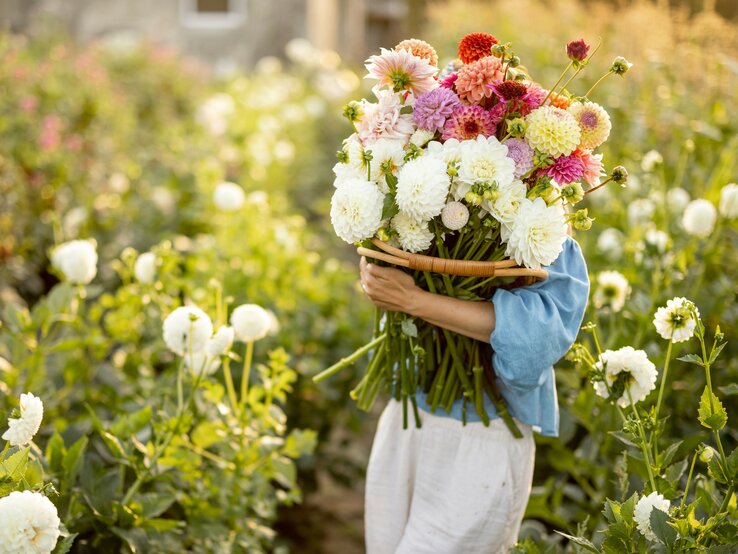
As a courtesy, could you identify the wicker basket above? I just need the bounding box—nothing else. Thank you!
[357,238,548,281]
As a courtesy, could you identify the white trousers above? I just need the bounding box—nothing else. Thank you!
[365,399,535,554]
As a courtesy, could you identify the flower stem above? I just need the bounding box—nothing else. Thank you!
[240,340,254,405]
[585,70,614,98]
[681,451,699,509]
[651,338,674,455]
[627,392,657,492]
[313,333,388,382]
[541,61,573,106]
[222,356,240,414]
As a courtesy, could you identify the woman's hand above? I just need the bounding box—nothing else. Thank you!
[359,257,423,314]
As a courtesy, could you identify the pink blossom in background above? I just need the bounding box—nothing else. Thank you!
[39,115,63,152]
[20,96,38,113]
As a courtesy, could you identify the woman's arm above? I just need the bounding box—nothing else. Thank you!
[359,257,496,343]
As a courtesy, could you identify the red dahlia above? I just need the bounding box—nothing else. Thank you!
[457,32,499,64]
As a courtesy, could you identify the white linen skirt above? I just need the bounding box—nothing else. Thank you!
[364,399,535,554]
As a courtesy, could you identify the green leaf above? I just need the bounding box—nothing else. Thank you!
[381,193,399,221]
[698,386,727,431]
[271,456,297,488]
[708,455,728,484]
[138,492,177,519]
[45,433,66,474]
[677,353,704,367]
[661,440,683,468]
[111,406,152,437]
[46,282,74,314]
[111,527,149,553]
[191,421,223,449]
[609,431,638,448]
[52,532,78,554]
[0,448,29,480]
[283,429,317,458]
[554,532,599,553]
[650,508,678,547]
[62,436,88,483]
[718,383,738,396]
[709,341,727,365]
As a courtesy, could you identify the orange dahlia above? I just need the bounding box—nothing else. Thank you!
[395,38,439,67]
[455,56,504,105]
[458,33,499,64]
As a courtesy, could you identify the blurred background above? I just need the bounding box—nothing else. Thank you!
[1,0,737,552]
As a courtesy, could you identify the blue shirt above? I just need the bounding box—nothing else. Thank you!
[414,236,590,437]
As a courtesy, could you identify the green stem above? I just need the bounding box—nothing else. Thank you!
[628,394,657,492]
[584,70,614,98]
[222,357,240,414]
[681,452,699,509]
[240,340,254,405]
[651,338,674,456]
[313,333,387,382]
[718,484,735,513]
[541,61,573,106]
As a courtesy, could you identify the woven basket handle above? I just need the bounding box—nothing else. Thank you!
[357,239,548,280]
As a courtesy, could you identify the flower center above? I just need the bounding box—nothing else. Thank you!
[580,111,598,129]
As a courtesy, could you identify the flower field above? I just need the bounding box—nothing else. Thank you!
[1,0,738,552]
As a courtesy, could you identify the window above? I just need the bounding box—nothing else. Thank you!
[180,0,247,29]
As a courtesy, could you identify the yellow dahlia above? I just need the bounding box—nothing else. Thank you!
[524,106,581,158]
[395,38,438,67]
[568,101,611,150]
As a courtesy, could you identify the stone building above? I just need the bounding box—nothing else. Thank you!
[0,0,424,68]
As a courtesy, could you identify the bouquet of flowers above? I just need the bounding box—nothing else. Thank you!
[315,33,631,434]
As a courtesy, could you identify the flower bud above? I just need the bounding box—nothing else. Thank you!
[508,55,521,67]
[507,117,527,137]
[562,182,585,205]
[571,208,594,230]
[464,191,482,206]
[566,38,590,62]
[377,227,391,242]
[342,100,364,122]
[610,56,633,76]
[533,150,554,169]
[490,44,507,57]
[700,446,717,463]
[336,150,349,163]
[611,165,629,185]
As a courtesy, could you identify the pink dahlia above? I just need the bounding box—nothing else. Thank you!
[575,149,606,186]
[413,87,462,133]
[365,47,438,97]
[542,154,586,185]
[441,104,496,141]
[488,102,508,125]
[505,138,534,179]
[455,57,504,105]
[356,89,415,145]
[440,72,458,89]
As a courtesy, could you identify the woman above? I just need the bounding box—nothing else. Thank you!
[360,234,589,553]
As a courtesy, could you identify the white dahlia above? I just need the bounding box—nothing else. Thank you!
[440,201,469,231]
[396,156,450,221]
[410,129,435,148]
[645,228,669,253]
[0,490,60,554]
[213,181,246,211]
[504,197,568,269]
[425,138,462,166]
[231,304,271,342]
[391,213,434,253]
[596,228,625,260]
[483,179,527,227]
[627,198,655,226]
[50,239,98,285]
[682,199,717,238]
[162,306,213,356]
[641,150,663,172]
[457,135,515,188]
[525,106,581,158]
[666,187,690,214]
[719,183,738,218]
[634,491,671,542]
[653,297,700,343]
[592,271,630,312]
[366,138,406,183]
[330,179,384,244]
[333,134,366,183]
[593,346,657,408]
[134,252,157,284]
[2,392,44,447]
[568,101,611,150]
[205,326,235,357]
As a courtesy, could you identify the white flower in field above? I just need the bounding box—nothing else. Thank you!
[184,351,221,377]
[719,183,738,218]
[231,304,271,342]
[2,392,43,447]
[641,150,663,172]
[634,491,671,542]
[108,172,130,194]
[366,138,406,183]
[682,199,716,238]
[163,306,213,356]
[592,271,630,312]
[396,156,450,221]
[151,186,176,214]
[134,252,157,284]
[410,128,435,148]
[213,181,246,211]
[50,239,97,285]
[504,197,568,269]
[441,201,469,231]
[62,206,87,238]
[645,228,669,253]
[196,93,235,137]
[285,37,314,65]
[266,309,280,336]
[666,187,690,213]
[391,213,434,253]
[330,179,384,244]
[0,490,60,554]
[483,179,527,227]
[653,297,700,343]
[596,228,624,260]
[205,326,235,357]
[593,346,657,407]
[458,135,515,189]
[627,198,655,226]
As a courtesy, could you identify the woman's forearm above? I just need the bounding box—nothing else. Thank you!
[408,288,496,343]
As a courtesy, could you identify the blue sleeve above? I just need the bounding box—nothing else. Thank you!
[489,236,590,393]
